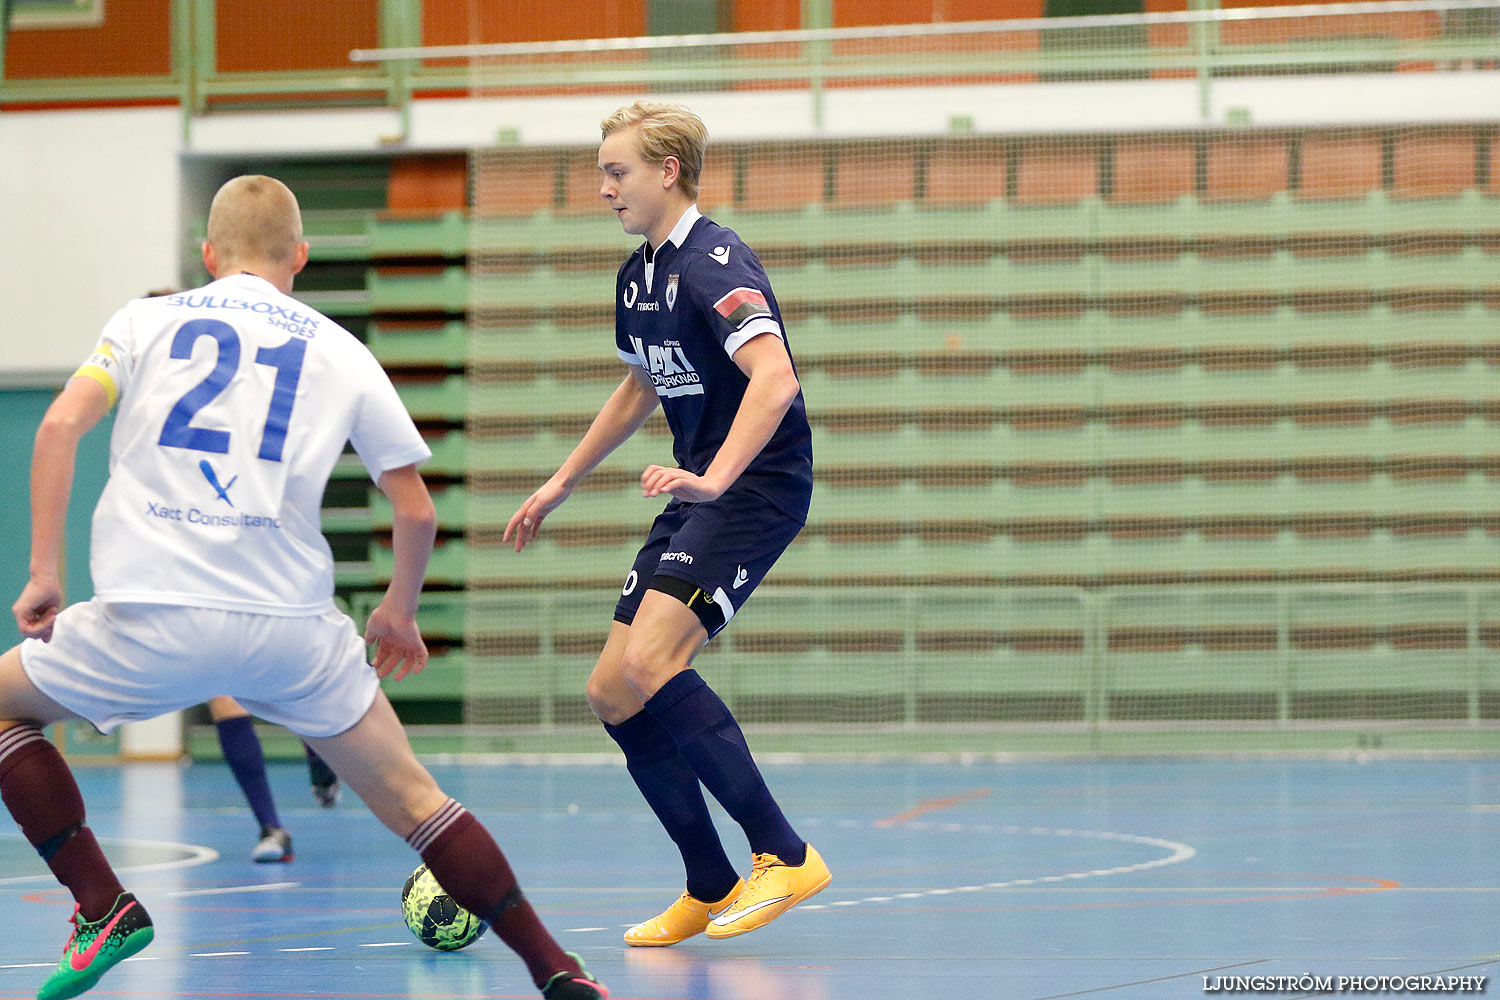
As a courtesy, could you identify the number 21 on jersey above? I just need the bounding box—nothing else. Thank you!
[157,318,306,463]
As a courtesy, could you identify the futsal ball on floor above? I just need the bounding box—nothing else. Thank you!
[401,863,488,950]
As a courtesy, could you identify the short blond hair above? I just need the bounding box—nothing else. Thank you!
[206,175,304,269]
[600,100,707,202]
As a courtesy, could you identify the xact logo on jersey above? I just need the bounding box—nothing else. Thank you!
[628,335,704,398]
[199,460,237,507]
[138,459,286,531]
[144,500,282,530]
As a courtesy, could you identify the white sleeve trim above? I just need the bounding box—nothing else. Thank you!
[362,442,433,484]
[617,346,644,366]
[725,318,784,358]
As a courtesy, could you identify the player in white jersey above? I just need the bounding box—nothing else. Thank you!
[0,176,607,1000]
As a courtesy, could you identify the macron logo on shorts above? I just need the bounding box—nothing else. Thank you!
[660,551,694,565]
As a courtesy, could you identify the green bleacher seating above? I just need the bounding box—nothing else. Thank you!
[295,132,1500,729]
[367,266,468,313]
[368,212,470,259]
[422,430,467,477]
[302,212,374,262]
[349,589,465,640]
[382,650,467,701]
[393,375,466,422]
[369,536,467,586]
[369,485,467,530]
[274,160,390,212]
[368,320,467,367]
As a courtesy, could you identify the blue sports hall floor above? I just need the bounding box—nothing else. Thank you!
[0,756,1495,999]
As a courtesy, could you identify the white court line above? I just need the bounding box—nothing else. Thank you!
[358,942,411,948]
[564,927,609,932]
[277,946,334,952]
[0,836,219,885]
[191,951,250,957]
[796,822,1197,913]
[171,882,300,897]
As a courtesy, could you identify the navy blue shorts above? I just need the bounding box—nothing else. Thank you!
[613,489,804,639]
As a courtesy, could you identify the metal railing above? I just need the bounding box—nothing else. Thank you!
[1,0,1497,138]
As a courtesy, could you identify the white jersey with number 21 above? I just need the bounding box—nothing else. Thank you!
[71,273,430,616]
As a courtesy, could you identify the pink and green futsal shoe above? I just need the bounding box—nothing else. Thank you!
[38,892,154,1000]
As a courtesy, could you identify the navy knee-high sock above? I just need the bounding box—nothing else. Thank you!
[303,741,336,786]
[216,716,280,831]
[643,670,804,865]
[605,711,740,903]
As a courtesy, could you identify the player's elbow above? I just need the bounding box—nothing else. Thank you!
[761,359,801,411]
[35,409,90,446]
[394,496,438,535]
[387,489,438,540]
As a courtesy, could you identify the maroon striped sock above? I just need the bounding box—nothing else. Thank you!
[0,725,125,920]
[407,799,577,989]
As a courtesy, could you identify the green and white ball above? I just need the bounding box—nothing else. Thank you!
[401,863,488,951]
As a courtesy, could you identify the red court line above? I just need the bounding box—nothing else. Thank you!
[912,874,1403,913]
[872,787,992,827]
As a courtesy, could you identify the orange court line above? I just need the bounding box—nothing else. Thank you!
[873,787,993,827]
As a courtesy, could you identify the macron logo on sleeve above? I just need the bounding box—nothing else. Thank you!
[710,246,731,266]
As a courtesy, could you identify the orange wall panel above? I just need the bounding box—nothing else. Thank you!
[423,0,646,45]
[216,0,379,73]
[4,0,170,79]
[735,0,802,32]
[835,0,1044,26]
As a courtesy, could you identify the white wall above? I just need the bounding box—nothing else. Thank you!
[0,108,182,383]
[3,71,1499,380]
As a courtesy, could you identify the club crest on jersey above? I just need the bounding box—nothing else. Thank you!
[666,274,678,311]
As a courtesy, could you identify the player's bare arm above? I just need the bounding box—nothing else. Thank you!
[641,332,800,503]
[366,463,436,681]
[505,365,659,552]
[13,378,110,641]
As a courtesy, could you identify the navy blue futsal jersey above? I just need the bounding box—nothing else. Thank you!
[615,206,813,522]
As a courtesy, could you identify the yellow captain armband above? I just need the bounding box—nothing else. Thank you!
[71,344,120,409]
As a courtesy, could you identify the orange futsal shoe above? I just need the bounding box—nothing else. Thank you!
[705,844,831,940]
[624,880,744,947]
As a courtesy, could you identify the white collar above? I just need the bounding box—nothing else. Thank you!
[651,204,702,254]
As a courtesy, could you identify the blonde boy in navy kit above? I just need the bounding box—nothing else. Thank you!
[507,101,831,946]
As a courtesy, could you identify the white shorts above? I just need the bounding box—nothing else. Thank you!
[20,601,380,738]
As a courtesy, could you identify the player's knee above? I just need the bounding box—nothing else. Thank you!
[394,773,448,836]
[584,674,620,720]
[618,647,652,700]
[618,646,683,704]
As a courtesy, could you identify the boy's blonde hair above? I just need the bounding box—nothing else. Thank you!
[600,100,707,202]
[206,175,304,268]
